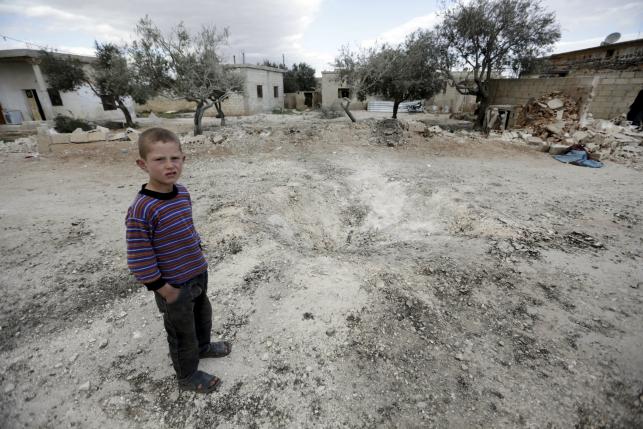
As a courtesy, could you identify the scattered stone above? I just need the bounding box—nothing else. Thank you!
[69,353,79,363]
[303,312,314,320]
[210,134,225,144]
[99,339,108,349]
[78,381,91,392]
[132,331,142,340]
[325,328,336,337]
[549,144,568,155]
[261,353,269,361]
[305,366,313,372]
[4,382,15,393]
[455,353,465,361]
[545,122,565,136]
[546,98,564,110]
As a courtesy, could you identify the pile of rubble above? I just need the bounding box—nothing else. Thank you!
[499,92,643,166]
[515,91,580,138]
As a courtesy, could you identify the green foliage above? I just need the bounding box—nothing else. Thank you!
[132,17,246,134]
[436,0,560,94]
[283,62,316,93]
[40,42,152,127]
[39,52,85,92]
[260,59,287,69]
[334,32,444,117]
[53,115,94,133]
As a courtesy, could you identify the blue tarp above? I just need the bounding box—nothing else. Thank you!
[554,150,604,168]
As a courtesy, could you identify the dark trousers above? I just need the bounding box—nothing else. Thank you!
[154,271,212,380]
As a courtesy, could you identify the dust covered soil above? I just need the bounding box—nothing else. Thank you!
[1,115,642,428]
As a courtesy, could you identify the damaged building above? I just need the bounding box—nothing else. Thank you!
[487,37,643,122]
[0,49,136,125]
[139,64,285,116]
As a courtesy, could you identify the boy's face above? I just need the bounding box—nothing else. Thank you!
[136,141,185,191]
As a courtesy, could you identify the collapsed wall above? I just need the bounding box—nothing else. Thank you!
[488,70,643,120]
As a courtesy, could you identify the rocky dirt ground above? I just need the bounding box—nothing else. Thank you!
[0,112,642,428]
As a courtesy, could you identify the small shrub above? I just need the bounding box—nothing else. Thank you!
[54,115,94,133]
[320,105,343,119]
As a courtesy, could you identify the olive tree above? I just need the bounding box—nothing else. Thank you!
[40,43,150,127]
[335,32,444,119]
[132,17,244,135]
[435,0,561,125]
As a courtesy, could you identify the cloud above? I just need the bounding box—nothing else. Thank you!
[0,0,324,64]
[361,13,441,48]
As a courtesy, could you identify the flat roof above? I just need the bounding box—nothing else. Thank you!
[0,48,95,63]
[227,63,286,73]
[550,37,643,58]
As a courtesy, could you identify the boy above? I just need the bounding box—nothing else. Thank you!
[125,127,231,394]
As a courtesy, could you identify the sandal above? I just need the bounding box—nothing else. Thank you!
[200,341,232,359]
[179,370,221,394]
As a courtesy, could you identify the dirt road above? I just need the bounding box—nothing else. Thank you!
[1,114,642,428]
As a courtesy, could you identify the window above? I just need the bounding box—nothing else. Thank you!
[100,94,116,111]
[274,86,279,98]
[606,49,615,58]
[257,85,263,98]
[338,88,350,99]
[47,88,63,106]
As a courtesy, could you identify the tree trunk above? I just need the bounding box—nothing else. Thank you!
[194,102,205,136]
[340,98,356,123]
[214,101,225,126]
[475,82,489,129]
[392,100,401,119]
[116,98,134,128]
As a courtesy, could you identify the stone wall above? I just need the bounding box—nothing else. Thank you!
[488,70,643,119]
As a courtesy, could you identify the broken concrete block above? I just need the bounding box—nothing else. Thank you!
[72,128,84,134]
[588,152,603,161]
[36,127,51,153]
[126,128,140,142]
[107,132,127,141]
[209,134,225,144]
[540,142,551,152]
[545,122,565,136]
[572,131,590,144]
[95,125,109,133]
[407,121,427,134]
[546,98,564,110]
[69,132,89,143]
[85,129,107,142]
[50,133,71,144]
[526,136,544,146]
[556,109,564,120]
[549,144,568,155]
[427,125,443,135]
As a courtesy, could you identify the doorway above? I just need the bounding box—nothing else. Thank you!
[24,89,46,120]
[304,92,313,108]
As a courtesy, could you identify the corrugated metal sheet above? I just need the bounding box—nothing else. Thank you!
[367,100,423,113]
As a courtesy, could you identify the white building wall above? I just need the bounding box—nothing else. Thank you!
[0,62,50,121]
[0,60,136,123]
[241,68,284,114]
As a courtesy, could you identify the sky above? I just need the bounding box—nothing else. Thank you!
[0,0,642,75]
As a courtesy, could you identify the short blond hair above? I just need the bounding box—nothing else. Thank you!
[137,127,182,159]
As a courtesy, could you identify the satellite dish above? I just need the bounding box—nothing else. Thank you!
[600,32,621,46]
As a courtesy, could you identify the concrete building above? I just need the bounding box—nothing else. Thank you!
[138,64,285,116]
[0,49,135,124]
[488,38,643,120]
[526,38,643,78]
[321,71,366,110]
[427,71,478,113]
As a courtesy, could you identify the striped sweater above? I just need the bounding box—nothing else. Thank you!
[125,183,207,290]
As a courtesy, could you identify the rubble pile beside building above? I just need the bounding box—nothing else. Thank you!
[490,91,643,167]
[514,92,580,139]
